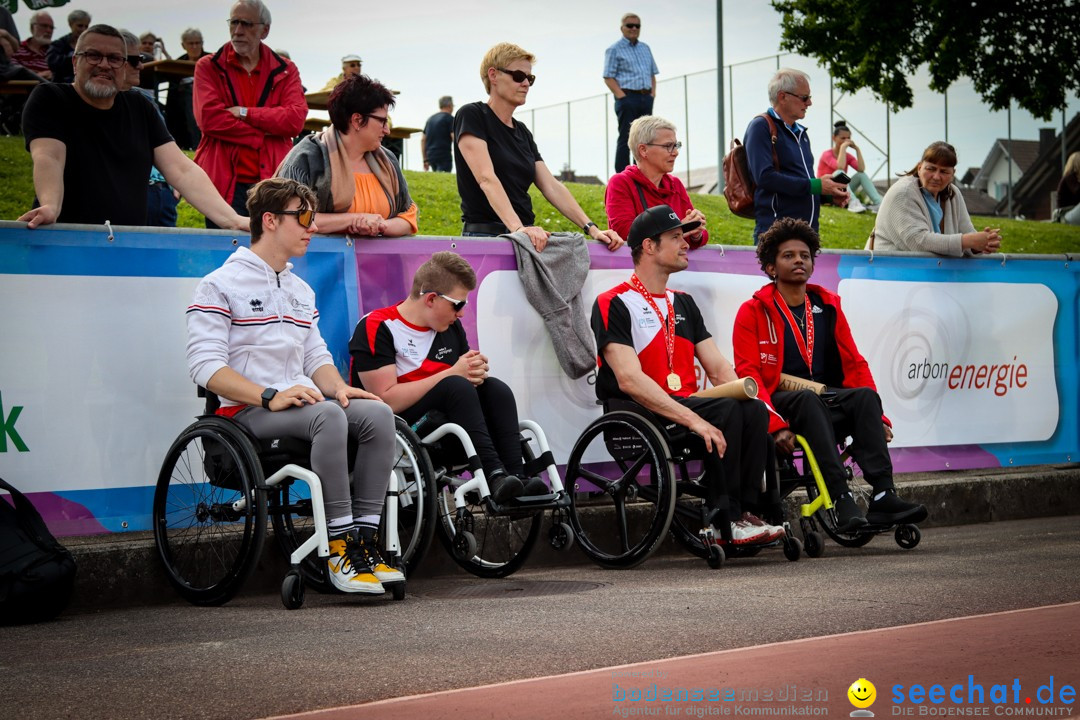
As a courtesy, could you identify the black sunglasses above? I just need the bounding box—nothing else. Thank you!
[424,291,468,312]
[624,23,641,28]
[496,67,536,86]
[127,52,153,68]
[277,208,315,229]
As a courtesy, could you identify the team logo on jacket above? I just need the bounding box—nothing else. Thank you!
[435,347,453,360]
[401,339,420,360]
[249,298,263,312]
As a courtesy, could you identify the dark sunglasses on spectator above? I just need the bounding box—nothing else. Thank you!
[75,50,126,68]
[278,208,315,228]
[127,53,152,68]
[624,23,641,28]
[227,18,263,29]
[424,291,468,312]
[497,67,536,86]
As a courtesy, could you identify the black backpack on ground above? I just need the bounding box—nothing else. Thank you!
[0,477,77,624]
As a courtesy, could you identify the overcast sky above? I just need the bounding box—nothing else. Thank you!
[15,0,1077,184]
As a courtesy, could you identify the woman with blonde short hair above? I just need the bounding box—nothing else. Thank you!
[453,42,623,252]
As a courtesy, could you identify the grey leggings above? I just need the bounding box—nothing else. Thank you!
[234,399,395,523]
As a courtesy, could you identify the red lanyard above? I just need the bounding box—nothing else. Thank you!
[629,274,679,388]
[775,294,815,371]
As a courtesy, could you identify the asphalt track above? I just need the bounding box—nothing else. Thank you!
[1,516,1078,720]
[272,603,1080,720]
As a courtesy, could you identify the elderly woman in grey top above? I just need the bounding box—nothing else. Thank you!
[869,141,1001,256]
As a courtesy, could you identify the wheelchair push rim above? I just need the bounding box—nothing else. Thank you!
[565,411,677,569]
[153,418,267,606]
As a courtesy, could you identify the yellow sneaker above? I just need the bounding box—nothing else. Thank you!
[327,534,384,594]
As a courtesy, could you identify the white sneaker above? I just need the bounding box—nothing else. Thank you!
[847,196,866,213]
[730,520,772,545]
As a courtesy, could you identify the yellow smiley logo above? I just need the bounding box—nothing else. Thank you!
[848,678,877,709]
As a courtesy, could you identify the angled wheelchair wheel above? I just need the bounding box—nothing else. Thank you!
[434,439,541,579]
[154,418,267,606]
[269,479,332,594]
[435,483,541,578]
[566,411,677,569]
[389,417,437,576]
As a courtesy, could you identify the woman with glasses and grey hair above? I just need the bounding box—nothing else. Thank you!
[604,115,708,248]
[276,73,417,237]
[454,41,623,252]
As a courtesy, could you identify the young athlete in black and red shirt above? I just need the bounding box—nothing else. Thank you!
[349,251,546,503]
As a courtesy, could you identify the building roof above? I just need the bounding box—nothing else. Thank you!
[972,139,1042,190]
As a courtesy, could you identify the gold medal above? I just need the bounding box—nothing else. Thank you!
[667,373,682,391]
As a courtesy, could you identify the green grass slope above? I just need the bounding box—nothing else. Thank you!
[3,136,1078,253]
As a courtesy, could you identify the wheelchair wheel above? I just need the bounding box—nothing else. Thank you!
[434,439,542,579]
[269,480,332,594]
[154,418,267,606]
[566,411,677,569]
[435,483,541,578]
[805,482,874,548]
[668,495,711,560]
[389,417,437,575]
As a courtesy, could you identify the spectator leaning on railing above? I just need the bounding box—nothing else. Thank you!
[276,73,417,237]
[18,24,246,230]
[869,141,1002,256]
[454,41,623,253]
[604,114,707,249]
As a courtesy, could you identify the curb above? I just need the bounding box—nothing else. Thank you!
[64,465,1080,612]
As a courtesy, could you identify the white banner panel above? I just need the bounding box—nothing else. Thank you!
[1,275,203,492]
[839,279,1059,447]
[477,270,765,463]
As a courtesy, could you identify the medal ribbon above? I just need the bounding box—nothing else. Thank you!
[629,273,677,379]
[775,294,815,373]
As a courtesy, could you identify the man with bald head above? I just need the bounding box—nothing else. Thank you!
[19,24,246,230]
[193,0,307,227]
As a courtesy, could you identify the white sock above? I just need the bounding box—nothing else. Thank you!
[327,516,353,537]
[355,514,380,531]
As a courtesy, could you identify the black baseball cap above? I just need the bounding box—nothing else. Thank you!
[626,205,702,248]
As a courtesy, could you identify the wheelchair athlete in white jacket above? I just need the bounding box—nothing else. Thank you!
[186,177,400,595]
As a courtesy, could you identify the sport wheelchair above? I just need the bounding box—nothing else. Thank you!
[563,399,803,570]
[401,411,576,578]
[777,434,922,556]
[153,391,420,609]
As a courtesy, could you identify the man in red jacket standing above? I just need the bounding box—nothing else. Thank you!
[194,0,306,227]
[732,217,927,532]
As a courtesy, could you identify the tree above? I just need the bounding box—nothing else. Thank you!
[771,0,1080,120]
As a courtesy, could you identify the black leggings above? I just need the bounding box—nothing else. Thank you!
[399,375,522,477]
[674,397,770,523]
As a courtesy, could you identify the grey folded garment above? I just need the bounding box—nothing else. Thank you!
[506,230,596,379]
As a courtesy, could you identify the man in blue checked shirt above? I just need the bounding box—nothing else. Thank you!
[603,12,658,174]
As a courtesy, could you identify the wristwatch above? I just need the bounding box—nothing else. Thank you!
[582,221,598,235]
[261,387,278,410]
[238,107,248,119]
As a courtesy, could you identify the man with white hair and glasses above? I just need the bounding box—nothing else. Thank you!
[742,68,850,243]
[193,0,306,226]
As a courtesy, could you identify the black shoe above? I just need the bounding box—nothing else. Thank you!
[833,494,868,533]
[521,475,549,495]
[866,489,927,526]
[487,472,525,503]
